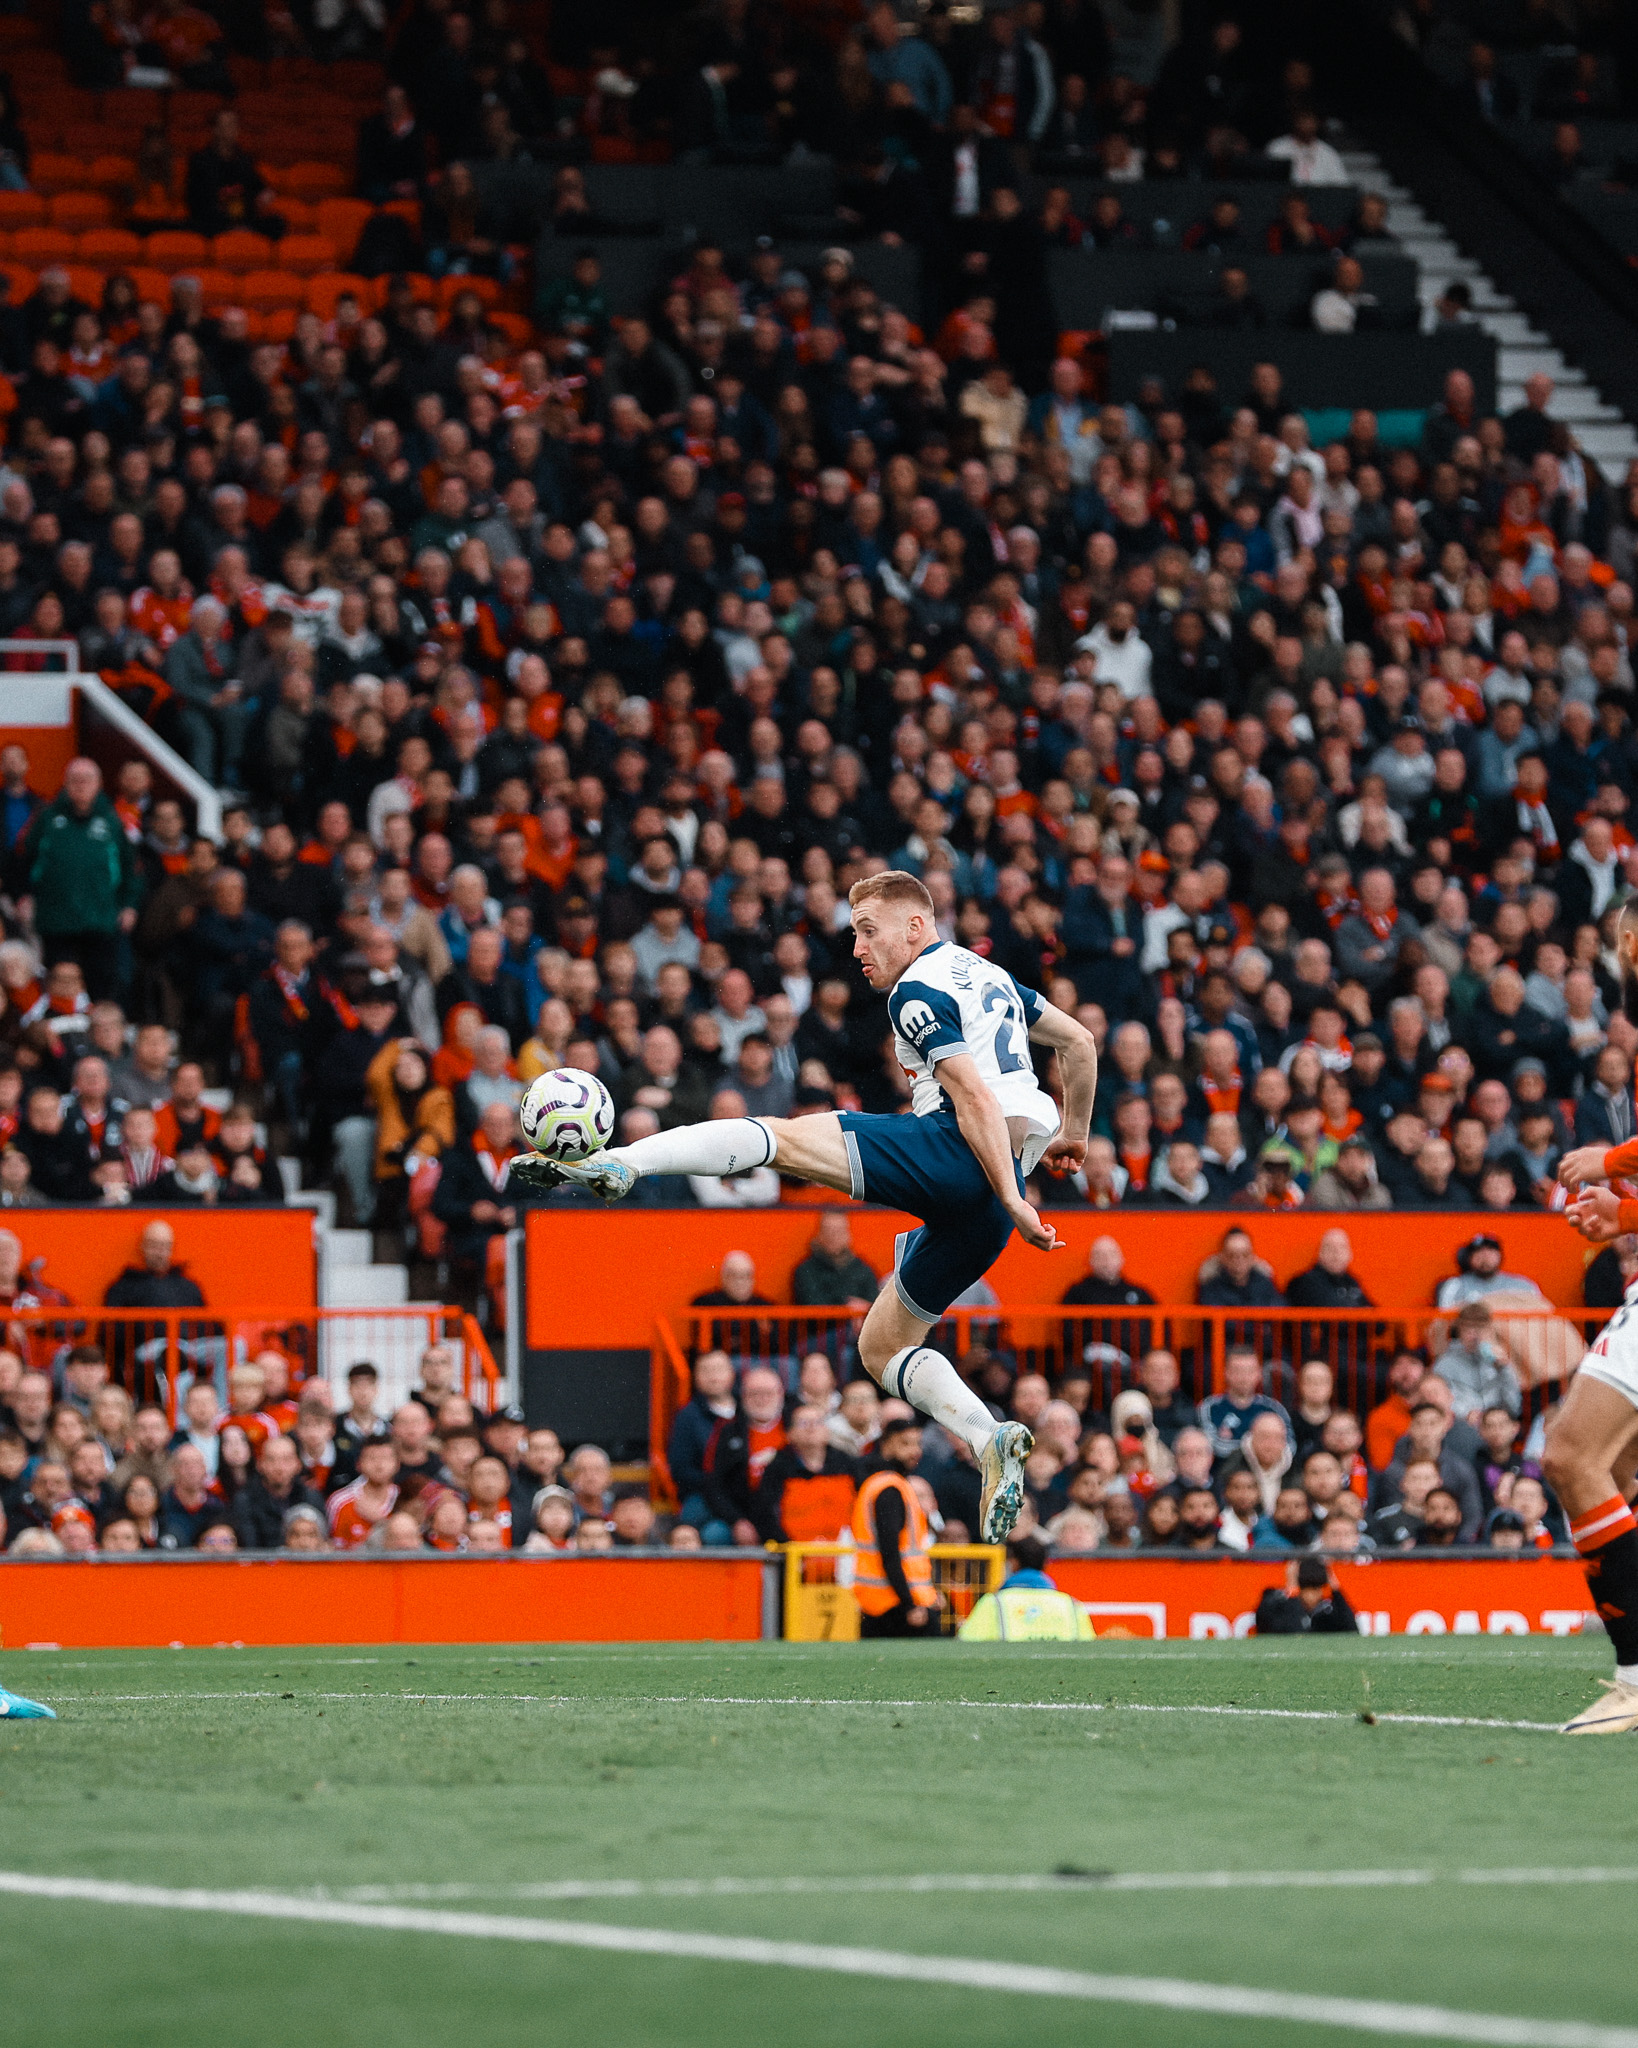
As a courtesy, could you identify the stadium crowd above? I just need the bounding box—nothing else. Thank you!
[0,1209,1577,1557]
[0,2,1626,1560]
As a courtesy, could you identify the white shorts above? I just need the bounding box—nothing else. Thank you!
[1578,1302,1638,1409]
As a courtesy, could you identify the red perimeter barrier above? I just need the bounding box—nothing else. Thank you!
[1048,1555,1594,1638]
[3,1207,316,1308]
[0,1554,776,1646]
[526,1207,1596,1353]
[0,1553,1593,1647]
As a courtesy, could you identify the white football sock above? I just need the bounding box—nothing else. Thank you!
[881,1346,998,1456]
[606,1118,775,1180]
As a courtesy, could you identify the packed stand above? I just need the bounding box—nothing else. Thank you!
[0,1219,1571,1556]
[0,2,1627,1291]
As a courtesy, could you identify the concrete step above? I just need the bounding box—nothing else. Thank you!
[1498,348,1579,381]
[1499,384,1622,421]
[277,1157,302,1199]
[322,1263,410,1309]
[287,1188,336,1230]
[325,1228,372,1267]
[1480,313,1552,345]
[1576,426,1638,463]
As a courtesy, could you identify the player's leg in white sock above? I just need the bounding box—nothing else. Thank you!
[879,1344,998,1456]
[605,1118,775,1181]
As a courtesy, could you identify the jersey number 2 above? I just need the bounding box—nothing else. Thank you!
[982,986,1029,1074]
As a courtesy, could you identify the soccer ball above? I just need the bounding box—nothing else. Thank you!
[520,1066,616,1162]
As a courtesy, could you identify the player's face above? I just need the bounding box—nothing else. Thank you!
[850,900,922,990]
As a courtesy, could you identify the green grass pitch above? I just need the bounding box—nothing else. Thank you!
[2,1637,1636,2048]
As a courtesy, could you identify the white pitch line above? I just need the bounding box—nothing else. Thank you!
[48,1690,1567,1731]
[329,1866,1638,1906]
[0,1869,1630,2048]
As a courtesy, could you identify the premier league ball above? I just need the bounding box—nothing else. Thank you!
[520,1066,616,1163]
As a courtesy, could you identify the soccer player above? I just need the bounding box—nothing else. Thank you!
[517,871,1098,1543]
[0,1681,54,1719]
[1554,899,1638,1731]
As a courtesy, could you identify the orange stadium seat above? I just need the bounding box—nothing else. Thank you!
[49,192,113,231]
[315,197,370,259]
[76,228,144,266]
[211,229,272,273]
[271,160,347,200]
[305,269,373,316]
[129,266,172,306]
[275,234,337,275]
[194,267,244,310]
[65,264,103,306]
[437,273,499,308]
[86,154,139,194]
[28,153,88,195]
[489,309,533,346]
[0,190,44,231]
[241,267,306,310]
[0,261,34,300]
[11,226,77,265]
[145,231,210,271]
[256,306,299,341]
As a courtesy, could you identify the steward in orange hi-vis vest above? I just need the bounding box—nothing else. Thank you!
[850,1420,940,1636]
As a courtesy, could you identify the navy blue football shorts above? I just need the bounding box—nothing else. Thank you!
[834,1108,1023,1322]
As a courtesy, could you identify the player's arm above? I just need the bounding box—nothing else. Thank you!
[937,1051,1060,1252]
[1570,1184,1638,1243]
[1027,998,1098,1174]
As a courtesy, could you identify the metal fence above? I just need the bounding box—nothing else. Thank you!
[2,1303,501,1420]
[650,1302,1613,1496]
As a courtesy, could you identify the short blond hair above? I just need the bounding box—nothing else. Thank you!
[848,870,935,917]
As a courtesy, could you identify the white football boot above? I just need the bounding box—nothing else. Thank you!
[979,1422,1034,1543]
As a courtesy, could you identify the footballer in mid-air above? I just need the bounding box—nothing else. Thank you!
[516,869,1099,1547]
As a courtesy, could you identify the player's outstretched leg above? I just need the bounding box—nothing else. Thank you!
[1542,1376,1638,1732]
[530,1116,781,1202]
[0,1682,56,1719]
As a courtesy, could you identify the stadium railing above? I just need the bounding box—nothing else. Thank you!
[650,1304,1613,1500]
[782,1541,1004,1641]
[4,1302,501,1420]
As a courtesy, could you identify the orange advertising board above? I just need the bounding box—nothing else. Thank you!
[0,1555,772,1647]
[4,1208,316,1309]
[525,1206,1593,1352]
[1048,1555,1594,1638]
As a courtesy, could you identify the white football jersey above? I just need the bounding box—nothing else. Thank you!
[886,942,1061,1171]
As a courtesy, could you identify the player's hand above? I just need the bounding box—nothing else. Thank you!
[1559,1145,1611,1188]
[1009,1198,1062,1252]
[1570,1184,1625,1242]
[1041,1134,1088,1175]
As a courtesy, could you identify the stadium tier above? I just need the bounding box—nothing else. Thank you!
[0,0,1631,1610]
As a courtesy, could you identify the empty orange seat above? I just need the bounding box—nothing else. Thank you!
[86,154,138,194]
[49,192,112,230]
[270,159,346,200]
[28,153,88,195]
[0,191,44,230]
[275,233,335,275]
[305,269,372,316]
[0,261,34,300]
[76,228,144,265]
[489,309,533,346]
[145,230,209,271]
[11,226,77,265]
[194,267,243,310]
[437,273,499,308]
[65,264,103,306]
[129,266,172,306]
[315,196,370,256]
[241,267,305,310]
[211,229,272,273]
[258,306,299,341]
